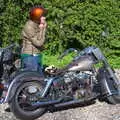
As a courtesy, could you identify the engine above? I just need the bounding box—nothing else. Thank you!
[61,71,95,99]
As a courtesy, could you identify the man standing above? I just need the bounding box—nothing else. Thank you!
[21,6,47,74]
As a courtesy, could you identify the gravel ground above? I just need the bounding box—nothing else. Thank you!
[0,70,120,120]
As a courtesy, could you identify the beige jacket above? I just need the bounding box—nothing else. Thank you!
[21,20,46,54]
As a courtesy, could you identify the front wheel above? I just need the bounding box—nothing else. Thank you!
[9,74,46,120]
[98,68,120,104]
[106,70,120,104]
[107,73,120,104]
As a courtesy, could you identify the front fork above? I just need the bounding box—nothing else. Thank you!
[98,66,120,97]
[106,67,120,87]
[106,67,120,95]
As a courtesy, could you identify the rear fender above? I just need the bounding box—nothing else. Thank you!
[4,71,44,103]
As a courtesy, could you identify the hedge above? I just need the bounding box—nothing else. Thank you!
[0,0,120,66]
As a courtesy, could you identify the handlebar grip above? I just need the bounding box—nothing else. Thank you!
[58,48,78,60]
[58,53,66,60]
[2,43,18,51]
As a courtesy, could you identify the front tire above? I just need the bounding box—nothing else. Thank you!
[98,68,120,104]
[106,71,120,104]
[9,73,46,120]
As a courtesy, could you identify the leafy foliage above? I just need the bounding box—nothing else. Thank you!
[0,0,120,67]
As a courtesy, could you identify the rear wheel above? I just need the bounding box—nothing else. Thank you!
[9,73,46,120]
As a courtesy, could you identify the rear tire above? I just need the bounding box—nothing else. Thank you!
[9,72,46,120]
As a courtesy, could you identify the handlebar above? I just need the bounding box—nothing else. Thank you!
[0,43,19,51]
[58,48,79,60]
[58,46,97,60]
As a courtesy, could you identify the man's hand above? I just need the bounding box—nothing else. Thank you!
[39,16,47,28]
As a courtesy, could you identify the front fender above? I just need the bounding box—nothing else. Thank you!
[4,71,44,103]
[97,67,113,96]
[97,67,120,104]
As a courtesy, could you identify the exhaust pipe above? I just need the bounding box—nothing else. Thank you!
[31,98,62,107]
[32,95,97,108]
[54,96,96,108]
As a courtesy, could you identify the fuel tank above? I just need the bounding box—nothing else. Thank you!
[68,55,94,71]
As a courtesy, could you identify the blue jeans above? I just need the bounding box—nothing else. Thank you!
[22,55,43,75]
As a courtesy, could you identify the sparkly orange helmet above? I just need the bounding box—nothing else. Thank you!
[29,6,47,22]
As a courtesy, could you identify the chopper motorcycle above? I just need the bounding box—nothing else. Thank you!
[0,43,20,103]
[1,46,120,120]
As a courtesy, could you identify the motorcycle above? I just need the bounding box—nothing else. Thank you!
[0,43,20,102]
[1,46,120,120]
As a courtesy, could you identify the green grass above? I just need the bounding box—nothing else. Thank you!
[42,53,74,68]
[42,52,120,69]
[108,57,120,68]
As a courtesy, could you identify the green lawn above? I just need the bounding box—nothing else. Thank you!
[42,52,120,69]
[42,53,74,68]
[108,57,120,68]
